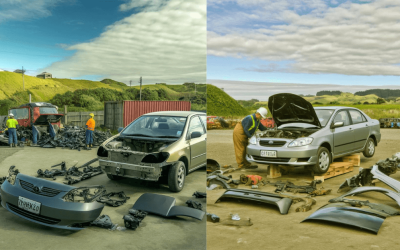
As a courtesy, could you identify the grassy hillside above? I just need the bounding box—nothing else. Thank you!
[207,84,249,117]
[304,92,381,104]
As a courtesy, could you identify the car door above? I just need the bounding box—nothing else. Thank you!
[187,115,207,171]
[332,110,355,155]
[348,109,369,150]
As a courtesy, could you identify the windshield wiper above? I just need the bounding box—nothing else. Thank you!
[123,133,153,137]
[156,136,179,138]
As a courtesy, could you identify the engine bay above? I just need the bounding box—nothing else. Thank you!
[105,138,173,153]
[258,128,318,139]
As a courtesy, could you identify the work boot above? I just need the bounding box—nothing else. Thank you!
[90,144,93,148]
[9,144,12,148]
[12,143,15,147]
[86,145,91,150]
[32,143,37,146]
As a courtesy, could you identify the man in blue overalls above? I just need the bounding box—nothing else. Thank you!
[233,107,268,170]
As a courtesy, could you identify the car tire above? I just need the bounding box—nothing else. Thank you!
[312,147,331,174]
[168,161,186,192]
[363,137,375,158]
[107,174,122,180]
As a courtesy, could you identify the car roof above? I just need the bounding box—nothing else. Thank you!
[144,111,205,117]
[314,106,360,111]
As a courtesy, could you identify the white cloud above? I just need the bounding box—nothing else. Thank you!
[43,0,206,84]
[208,0,400,76]
[0,0,63,23]
[119,0,167,12]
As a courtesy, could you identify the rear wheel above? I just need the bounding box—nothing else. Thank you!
[107,174,123,180]
[312,147,331,174]
[363,138,375,158]
[168,161,186,192]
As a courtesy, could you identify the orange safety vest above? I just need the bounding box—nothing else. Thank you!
[86,118,95,131]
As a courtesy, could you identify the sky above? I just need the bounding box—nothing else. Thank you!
[0,0,206,85]
[207,0,400,89]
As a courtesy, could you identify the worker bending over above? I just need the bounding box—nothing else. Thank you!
[6,113,18,147]
[233,107,268,170]
[85,113,95,149]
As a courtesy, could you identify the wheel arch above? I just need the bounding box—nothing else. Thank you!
[319,142,332,163]
[178,156,189,175]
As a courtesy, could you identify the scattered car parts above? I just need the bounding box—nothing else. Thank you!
[216,189,293,215]
[268,180,331,196]
[91,215,118,230]
[330,186,400,207]
[302,204,387,234]
[329,198,400,216]
[97,191,130,207]
[186,200,203,211]
[206,213,220,223]
[132,193,205,220]
[193,191,206,198]
[123,209,147,230]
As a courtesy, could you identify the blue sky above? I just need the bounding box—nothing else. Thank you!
[207,0,400,90]
[0,0,206,84]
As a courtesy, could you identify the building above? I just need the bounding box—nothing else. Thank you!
[36,72,52,79]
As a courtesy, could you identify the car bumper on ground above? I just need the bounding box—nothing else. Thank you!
[246,144,319,166]
[99,159,166,181]
[1,174,104,230]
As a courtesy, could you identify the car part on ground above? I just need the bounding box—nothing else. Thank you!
[206,175,235,189]
[123,209,147,230]
[216,189,293,215]
[192,191,206,198]
[279,193,317,212]
[186,200,203,211]
[90,215,118,230]
[370,164,400,193]
[329,198,400,216]
[97,191,130,207]
[63,166,103,185]
[132,193,205,220]
[302,203,387,234]
[240,174,266,186]
[1,166,105,230]
[331,186,400,207]
[268,180,331,196]
[37,161,67,179]
[207,159,221,173]
[206,213,220,223]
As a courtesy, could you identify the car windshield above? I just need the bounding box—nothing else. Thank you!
[315,109,335,127]
[9,108,29,119]
[121,115,187,138]
[39,107,58,114]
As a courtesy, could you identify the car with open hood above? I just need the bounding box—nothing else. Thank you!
[246,93,381,174]
[97,111,206,192]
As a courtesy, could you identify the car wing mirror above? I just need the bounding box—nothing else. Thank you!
[117,127,124,133]
[190,131,202,139]
[331,121,344,129]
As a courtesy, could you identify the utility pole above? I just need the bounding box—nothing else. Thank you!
[129,80,132,87]
[22,66,25,91]
[195,83,196,95]
[139,76,142,101]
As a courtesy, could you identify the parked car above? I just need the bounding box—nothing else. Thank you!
[97,111,207,192]
[246,93,381,174]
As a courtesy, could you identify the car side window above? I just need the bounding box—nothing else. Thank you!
[349,110,366,124]
[333,110,351,126]
[199,115,207,131]
[188,116,205,136]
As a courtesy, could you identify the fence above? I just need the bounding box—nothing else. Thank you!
[62,110,104,128]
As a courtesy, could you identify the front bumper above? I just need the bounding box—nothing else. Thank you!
[246,143,319,166]
[1,175,104,230]
[99,159,168,181]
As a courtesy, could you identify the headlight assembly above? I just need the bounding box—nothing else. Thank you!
[249,136,257,145]
[7,165,19,185]
[288,137,313,147]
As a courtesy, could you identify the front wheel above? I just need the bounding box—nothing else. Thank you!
[168,161,186,192]
[363,138,375,158]
[312,147,331,174]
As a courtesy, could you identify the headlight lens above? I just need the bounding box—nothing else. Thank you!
[288,137,313,147]
[7,166,19,185]
[249,136,257,145]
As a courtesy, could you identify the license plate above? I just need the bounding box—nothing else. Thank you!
[18,196,41,214]
[260,150,277,158]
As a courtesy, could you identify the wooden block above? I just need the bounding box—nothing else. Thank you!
[341,154,360,167]
[268,164,281,179]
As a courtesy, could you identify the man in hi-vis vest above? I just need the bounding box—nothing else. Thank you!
[85,113,95,150]
[233,107,268,170]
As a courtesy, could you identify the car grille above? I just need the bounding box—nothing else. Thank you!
[19,180,61,197]
[259,140,286,147]
[7,203,61,225]
[252,156,290,163]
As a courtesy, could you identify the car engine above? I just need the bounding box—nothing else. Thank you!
[258,128,317,139]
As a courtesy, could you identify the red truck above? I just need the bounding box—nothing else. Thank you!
[0,102,63,142]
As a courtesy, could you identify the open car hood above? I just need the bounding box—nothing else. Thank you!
[34,114,63,125]
[268,93,321,128]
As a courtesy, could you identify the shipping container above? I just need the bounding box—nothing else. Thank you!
[104,101,191,130]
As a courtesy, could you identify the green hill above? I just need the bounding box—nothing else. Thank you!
[304,92,381,104]
[207,84,249,117]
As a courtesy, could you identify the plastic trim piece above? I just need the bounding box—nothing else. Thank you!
[302,205,386,234]
[216,189,293,215]
[331,186,400,206]
[371,165,400,193]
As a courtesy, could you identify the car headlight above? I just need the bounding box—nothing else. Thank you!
[63,186,105,203]
[249,136,257,145]
[288,137,313,147]
[7,166,19,185]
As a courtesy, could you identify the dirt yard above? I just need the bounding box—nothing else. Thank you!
[0,146,206,250]
[207,129,400,250]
